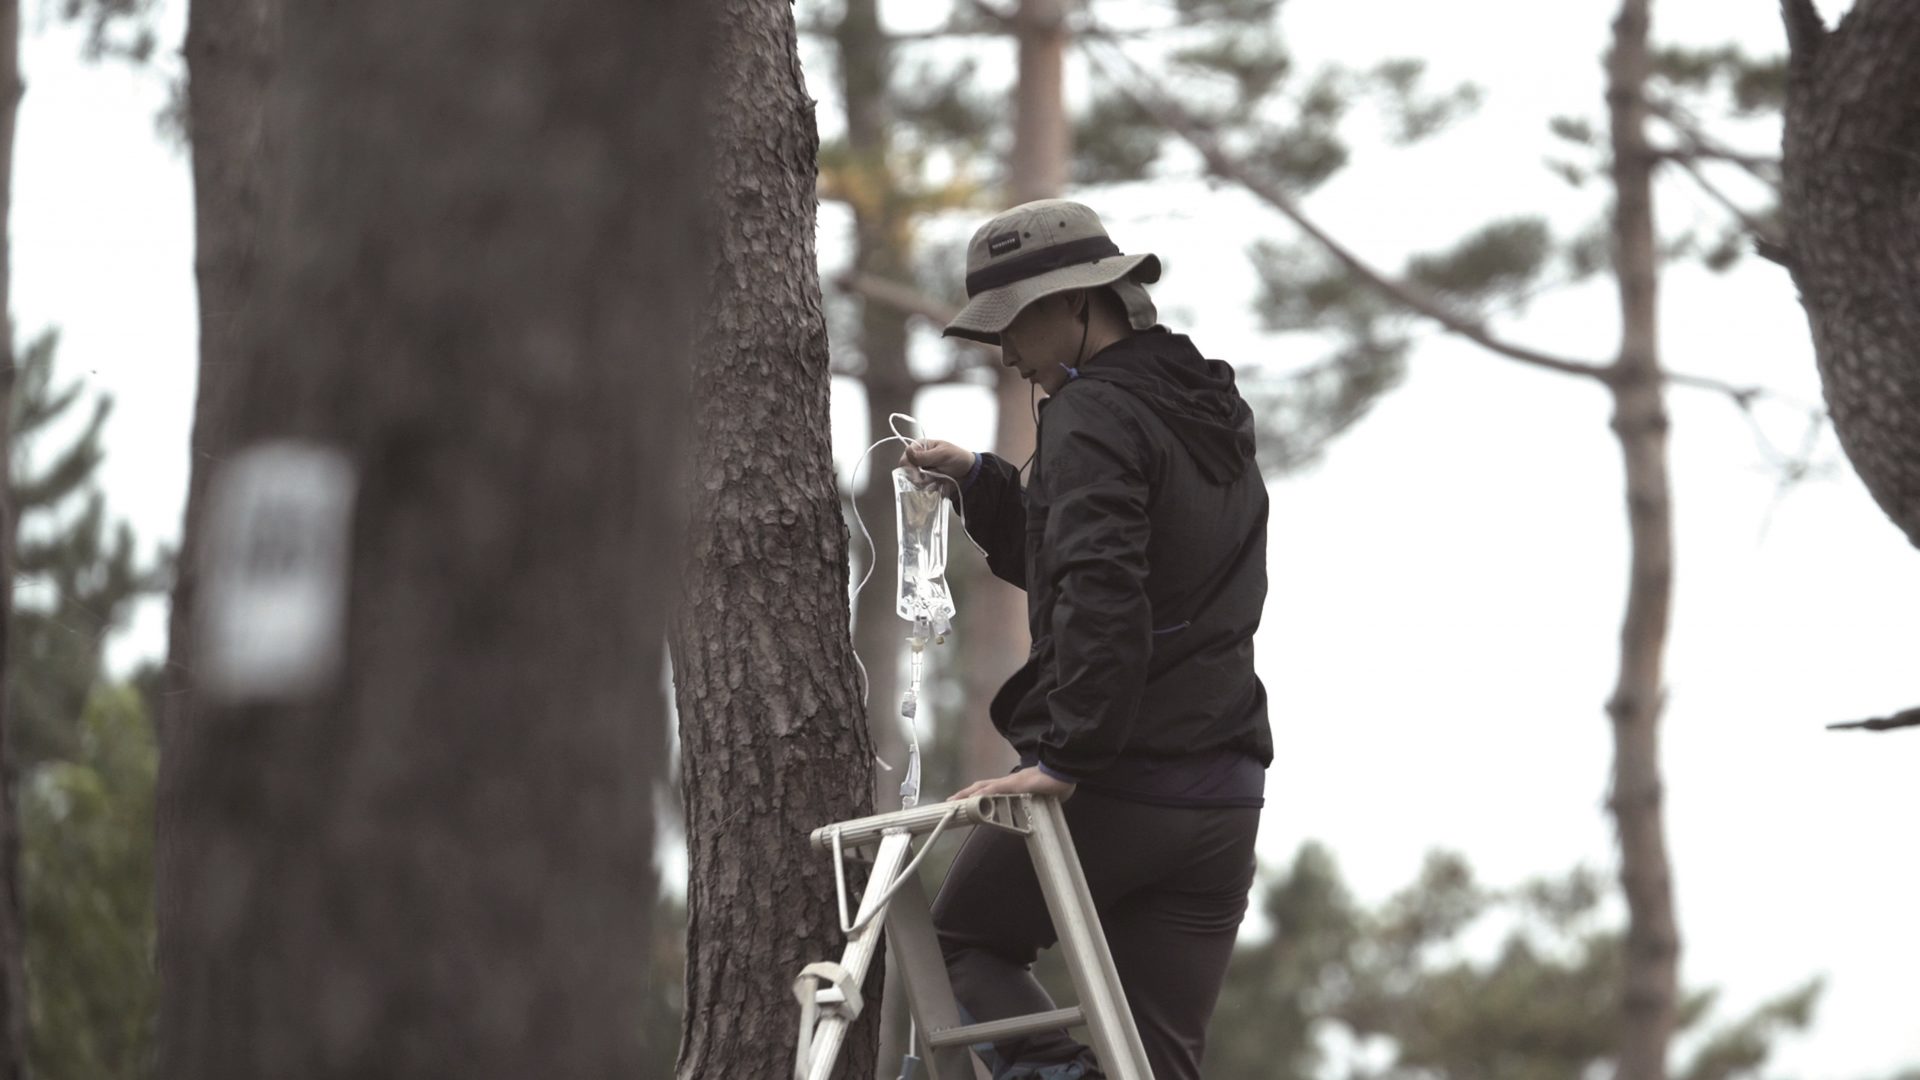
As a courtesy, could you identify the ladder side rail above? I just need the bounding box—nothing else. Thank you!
[1022,795,1156,1080]
[799,830,915,1080]
[810,795,1024,851]
[882,868,984,1080]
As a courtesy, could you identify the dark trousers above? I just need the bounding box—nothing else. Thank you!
[930,789,1260,1080]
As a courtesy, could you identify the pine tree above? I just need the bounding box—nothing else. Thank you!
[4,331,161,1078]
[1206,845,1820,1080]
[1776,0,1920,734]
[20,681,157,1080]
[7,331,161,770]
[669,1,879,1076]
[6,8,204,1079]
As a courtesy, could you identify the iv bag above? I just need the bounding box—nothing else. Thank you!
[894,467,955,630]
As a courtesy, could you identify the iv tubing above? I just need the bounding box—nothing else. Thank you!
[845,414,987,776]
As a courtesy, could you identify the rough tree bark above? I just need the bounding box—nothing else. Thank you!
[155,0,277,1055]
[670,1,879,1078]
[1780,0,1920,553]
[1604,1,1680,1075]
[0,0,26,1072]
[158,1,706,1075]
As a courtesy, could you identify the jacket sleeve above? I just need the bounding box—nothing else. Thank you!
[958,451,1029,589]
[1034,392,1153,780]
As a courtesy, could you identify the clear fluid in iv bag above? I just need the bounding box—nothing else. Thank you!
[894,467,955,630]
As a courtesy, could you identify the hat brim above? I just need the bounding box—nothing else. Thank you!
[942,252,1161,346]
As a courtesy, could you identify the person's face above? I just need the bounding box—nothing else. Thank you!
[999,293,1084,395]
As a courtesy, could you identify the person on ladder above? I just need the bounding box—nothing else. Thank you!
[903,199,1271,1080]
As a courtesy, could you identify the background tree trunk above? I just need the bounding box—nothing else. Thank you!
[838,0,913,804]
[671,2,878,1078]
[155,0,277,1059]
[158,1,706,1074]
[1009,0,1069,206]
[957,0,1072,787]
[833,6,923,1073]
[1780,0,1920,550]
[0,0,26,1071]
[1604,1,1679,1075]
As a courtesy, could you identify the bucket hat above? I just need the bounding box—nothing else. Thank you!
[943,199,1161,346]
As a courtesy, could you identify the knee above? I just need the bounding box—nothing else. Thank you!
[932,909,971,965]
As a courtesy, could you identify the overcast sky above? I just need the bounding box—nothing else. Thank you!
[17,0,1917,1076]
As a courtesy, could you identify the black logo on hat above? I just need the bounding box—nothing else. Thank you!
[987,230,1023,257]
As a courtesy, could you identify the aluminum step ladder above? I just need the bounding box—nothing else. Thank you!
[793,793,1154,1080]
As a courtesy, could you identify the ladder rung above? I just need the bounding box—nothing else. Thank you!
[922,1006,1085,1049]
[809,796,1019,851]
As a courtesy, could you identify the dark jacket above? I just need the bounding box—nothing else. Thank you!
[960,328,1272,781]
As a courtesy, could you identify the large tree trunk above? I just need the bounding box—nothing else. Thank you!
[1604,2,1679,1076]
[1779,0,1920,550]
[671,2,878,1078]
[0,0,26,1072]
[155,0,277,1058]
[158,2,706,1075]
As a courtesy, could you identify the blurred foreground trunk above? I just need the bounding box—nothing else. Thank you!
[0,0,26,1073]
[155,0,277,1055]
[158,2,707,1074]
[669,2,879,1078]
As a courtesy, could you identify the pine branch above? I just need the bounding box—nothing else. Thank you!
[1652,146,1780,172]
[966,0,1017,31]
[884,19,1156,42]
[13,535,60,576]
[829,270,997,386]
[796,2,1019,40]
[834,271,960,328]
[1647,99,1790,265]
[1661,369,1814,414]
[1666,150,1785,252]
[13,377,84,440]
[1082,28,1818,447]
[1828,706,1920,732]
[1648,98,1781,188]
[886,25,1011,41]
[1663,369,1829,495]
[13,398,111,513]
[1079,34,1615,384]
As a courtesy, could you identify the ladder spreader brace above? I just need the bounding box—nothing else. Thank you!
[793,794,1154,1080]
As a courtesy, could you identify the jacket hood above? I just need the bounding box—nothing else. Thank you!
[1073,328,1257,483]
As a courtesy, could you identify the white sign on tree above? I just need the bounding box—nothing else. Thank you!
[196,441,358,704]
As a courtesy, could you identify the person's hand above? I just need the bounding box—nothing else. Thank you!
[949,767,1076,802]
[901,439,975,485]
